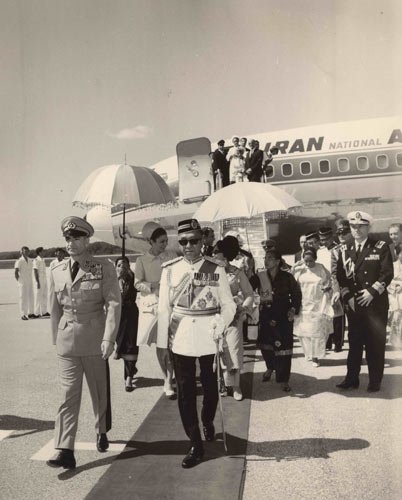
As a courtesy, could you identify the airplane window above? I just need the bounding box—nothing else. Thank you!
[337,158,349,173]
[357,156,369,171]
[397,153,402,167]
[319,159,330,174]
[376,154,389,169]
[300,161,311,175]
[281,163,293,177]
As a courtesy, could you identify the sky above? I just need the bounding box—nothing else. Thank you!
[1,0,401,251]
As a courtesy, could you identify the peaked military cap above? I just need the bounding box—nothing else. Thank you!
[61,216,94,237]
[305,230,319,240]
[335,219,350,233]
[318,226,333,236]
[347,211,373,225]
[178,218,202,235]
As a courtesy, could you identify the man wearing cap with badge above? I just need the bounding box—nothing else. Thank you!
[316,227,342,352]
[305,231,321,252]
[157,218,236,468]
[336,211,393,393]
[46,216,121,470]
[328,220,353,352]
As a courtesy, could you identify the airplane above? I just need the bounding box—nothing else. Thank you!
[86,116,402,263]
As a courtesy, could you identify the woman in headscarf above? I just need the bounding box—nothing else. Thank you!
[214,236,254,401]
[292,248,333,367]
[114,256,139,392]
[135,222,178,398]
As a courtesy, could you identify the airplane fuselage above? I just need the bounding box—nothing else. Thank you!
[88,117,402,256]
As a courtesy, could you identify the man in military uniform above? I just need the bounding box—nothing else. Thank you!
[47,216,121,469]
[329,220,353,352]
[157,219,236,468]
[316,227,341,351]
[336,211,393,392]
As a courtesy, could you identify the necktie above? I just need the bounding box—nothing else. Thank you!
[71,261,80,280]
[356,244,361,258]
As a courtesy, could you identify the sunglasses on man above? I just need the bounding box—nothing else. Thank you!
[178,238,201,246]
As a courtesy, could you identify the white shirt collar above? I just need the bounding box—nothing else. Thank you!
[355,238,368,250]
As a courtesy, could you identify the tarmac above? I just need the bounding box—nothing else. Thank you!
[1,267,402,500]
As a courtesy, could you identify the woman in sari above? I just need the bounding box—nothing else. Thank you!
[292,248,333,367]
[135,222,178,398]
[114,256,139,392]
[214,236,254,401]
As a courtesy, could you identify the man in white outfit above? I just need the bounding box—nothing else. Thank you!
[14,246,34,320]
[33,247,50,317]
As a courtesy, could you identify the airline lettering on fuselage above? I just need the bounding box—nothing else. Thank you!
[388,129,402,144]
[329,138,381,150]
[264,136,324,155]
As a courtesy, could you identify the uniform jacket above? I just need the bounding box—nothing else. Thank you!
[157,256,236,357]
[245,149,264,182]
[49,256,121,356]
[336,237,393,312]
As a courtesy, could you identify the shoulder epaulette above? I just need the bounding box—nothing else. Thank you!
[161,256,183,268]
[375,240,386,249]
[204,255,225,267]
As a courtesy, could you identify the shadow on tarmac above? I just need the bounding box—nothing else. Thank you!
[0,414,53,437]
[130,377,164,389]
[56,433,370,481]
[252,371,402,400]
[245,436,370,461]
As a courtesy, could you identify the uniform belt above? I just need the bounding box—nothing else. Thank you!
[62,310,104,322]
[172,306,220,317]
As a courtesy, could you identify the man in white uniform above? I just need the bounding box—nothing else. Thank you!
[14,246,34,320]
[33,247,49,317]
[158,218,236,468]
[50,247,67,270]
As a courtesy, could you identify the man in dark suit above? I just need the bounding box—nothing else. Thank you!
[336,211,393,392]
[245,139,264,182]
[212,139,229,188]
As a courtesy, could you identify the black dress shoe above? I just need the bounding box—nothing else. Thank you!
[181,445,204,468]
[262,369,273,382]
[334,348,343,353]
[203,423,215,442]
[367,384,381,393]
[21,315,29,320]
[96,433,109,452]
[46,449,76,469]
[336,380,359,389]
[28,314,39,319]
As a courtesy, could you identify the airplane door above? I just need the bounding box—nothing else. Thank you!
[176,137,213,203]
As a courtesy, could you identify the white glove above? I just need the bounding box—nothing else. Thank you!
[210,314,225,342]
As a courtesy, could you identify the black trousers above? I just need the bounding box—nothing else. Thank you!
[172,353,218,446]
[345,307,387,386]
[261,335,293,384]
[326,315,345,350]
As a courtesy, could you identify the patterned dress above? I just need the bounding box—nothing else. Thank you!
[293,263,333,359]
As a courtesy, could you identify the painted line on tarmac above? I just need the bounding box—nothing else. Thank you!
[31,439,126,461]
[0,430,15,441]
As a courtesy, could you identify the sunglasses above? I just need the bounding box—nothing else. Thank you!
[178,238,201,246]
